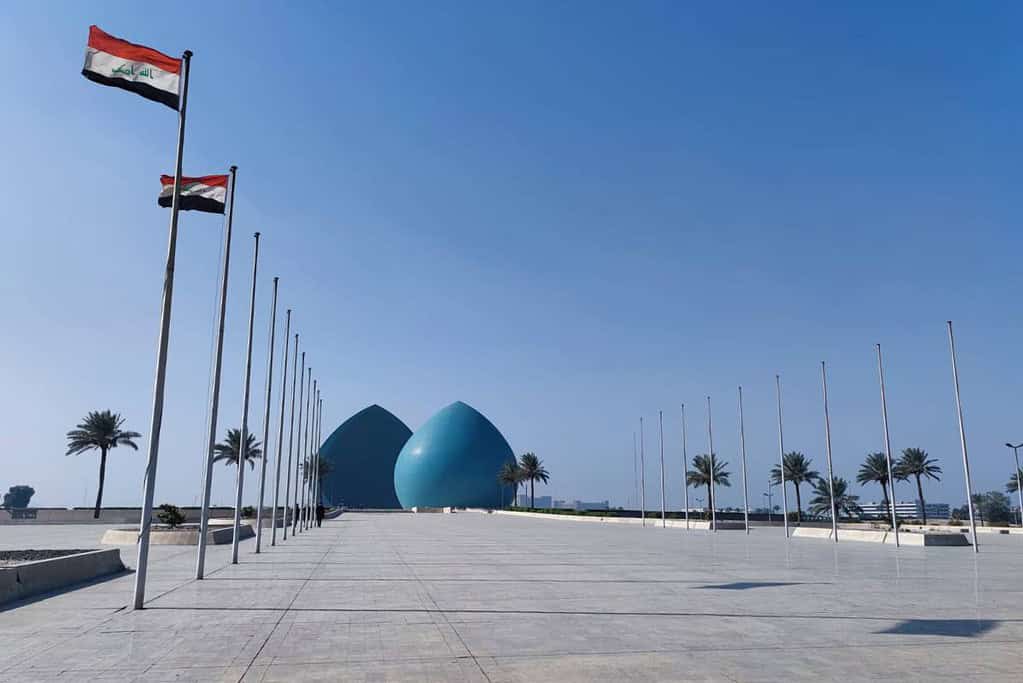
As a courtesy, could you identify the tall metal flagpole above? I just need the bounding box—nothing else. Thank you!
[270,310,291,545]
[315,393,323,520]
[821,362,838,542]
[681,404,690,531]
[316,395,324,515]
[658,410,666,528]
[134,49,193,610]
[307,382,316,528]
[639,417,646,526]
[254,277,279,553]
[292,355,306,536]
[298,377,309,532]
[875,344,900,548]
[195,164,236,580]
[775,375,790,539]
[304,379,316,530]
[738,387,750,534]
[283,339,300,540]
[632,432,638,510]
[947,322,979,552]
[707,396,717,532]
[312,395,321,517]
[231,232,261,564]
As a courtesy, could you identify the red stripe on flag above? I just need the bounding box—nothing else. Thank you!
[160,174,230,188]
[88,26,181,75]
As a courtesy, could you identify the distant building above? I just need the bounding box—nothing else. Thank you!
[859,501,950,520]
[518,494,552,508]
[551,499,610,511]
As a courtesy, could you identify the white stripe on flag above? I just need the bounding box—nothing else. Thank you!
[83,48,179,100]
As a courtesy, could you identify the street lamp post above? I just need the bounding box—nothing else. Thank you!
[1007,442,1023,527]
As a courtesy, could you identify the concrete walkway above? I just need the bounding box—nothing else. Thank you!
[1,513,1021,681]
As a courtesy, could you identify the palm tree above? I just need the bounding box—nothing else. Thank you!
[65,410,141,519]
[518,453,549,508]
[808,476,862,520]
[894,448,941,524]
[858,452,894,522]
[213,429,262,469]
[769,452,819,523]
[1007,468,1023,494]
[301,457,332,484]
[497,461,523,508]
[686,454,730,518]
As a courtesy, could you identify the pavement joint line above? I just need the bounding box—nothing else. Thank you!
[386,518,493,683]
[235,526,339,683]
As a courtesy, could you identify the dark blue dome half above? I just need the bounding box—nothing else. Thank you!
[319,404,411,509]
[394,401,515,509]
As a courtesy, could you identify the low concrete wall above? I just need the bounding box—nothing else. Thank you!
[101,524,254,546]
[0,507,249,525]
[488,510,749,530]
[0,549,125,605]
[792,527,971,546]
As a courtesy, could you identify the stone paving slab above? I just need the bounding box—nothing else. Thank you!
[1,514,1021,681]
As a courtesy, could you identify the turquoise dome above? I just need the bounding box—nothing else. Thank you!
[319,405,411,509]
[394,401,515,509]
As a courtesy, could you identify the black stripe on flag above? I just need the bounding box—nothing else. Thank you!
[158,194,225,214]
[82,70,179,110]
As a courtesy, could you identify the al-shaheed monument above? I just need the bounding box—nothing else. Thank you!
[318,401,516,509]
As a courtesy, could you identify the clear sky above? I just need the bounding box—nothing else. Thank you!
[1,2,1020,513]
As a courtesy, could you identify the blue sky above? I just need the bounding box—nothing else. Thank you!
[1,2,1020,513]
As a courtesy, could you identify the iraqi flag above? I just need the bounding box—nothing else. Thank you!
[82,26,182,110]
[159,175,229,214]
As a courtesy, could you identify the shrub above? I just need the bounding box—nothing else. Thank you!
[241,505,256,518]
[2,485,35,509]
[156,503,185,528]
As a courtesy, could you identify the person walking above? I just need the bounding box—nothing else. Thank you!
[316,503,324,528]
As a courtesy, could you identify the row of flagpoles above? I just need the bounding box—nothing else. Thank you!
[80,25,329,610]
[632,329,979,551]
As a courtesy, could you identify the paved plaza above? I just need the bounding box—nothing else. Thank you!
[1,513,1021,681]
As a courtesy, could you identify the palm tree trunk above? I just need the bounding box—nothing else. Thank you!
[881,483,890,526]
[530,479,535,509]
[794,483,802,524]
[916,474,926,524]
[94,447,108,519]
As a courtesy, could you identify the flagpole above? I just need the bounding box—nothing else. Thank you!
[254,277,279,553]
[947,321,979,553]
[681,404,690,531]
[315,394,323,516]
[300,378,313,527]
[231,232,261,564]
[707,396,717,532]
[133,49,192,610]
[312,394,320,517]
[639,417,646,526]
[875,344,900,548]
[307,382,316,528]
[775,375,790,539]
[632,432,638,511]
[315,396,323,515]
[738,387,750,535]
[292,354,306,536]
[283,338,300,540]
[270,309,291,545]
[195,164,236,580]
[658,410,666,528]
[314,391,322,522]
[821,362,838,542]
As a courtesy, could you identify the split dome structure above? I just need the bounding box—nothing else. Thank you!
[319,401,515,510]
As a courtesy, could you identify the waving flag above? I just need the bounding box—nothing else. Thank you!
[82,25,182,110]
[158,175,229,213]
